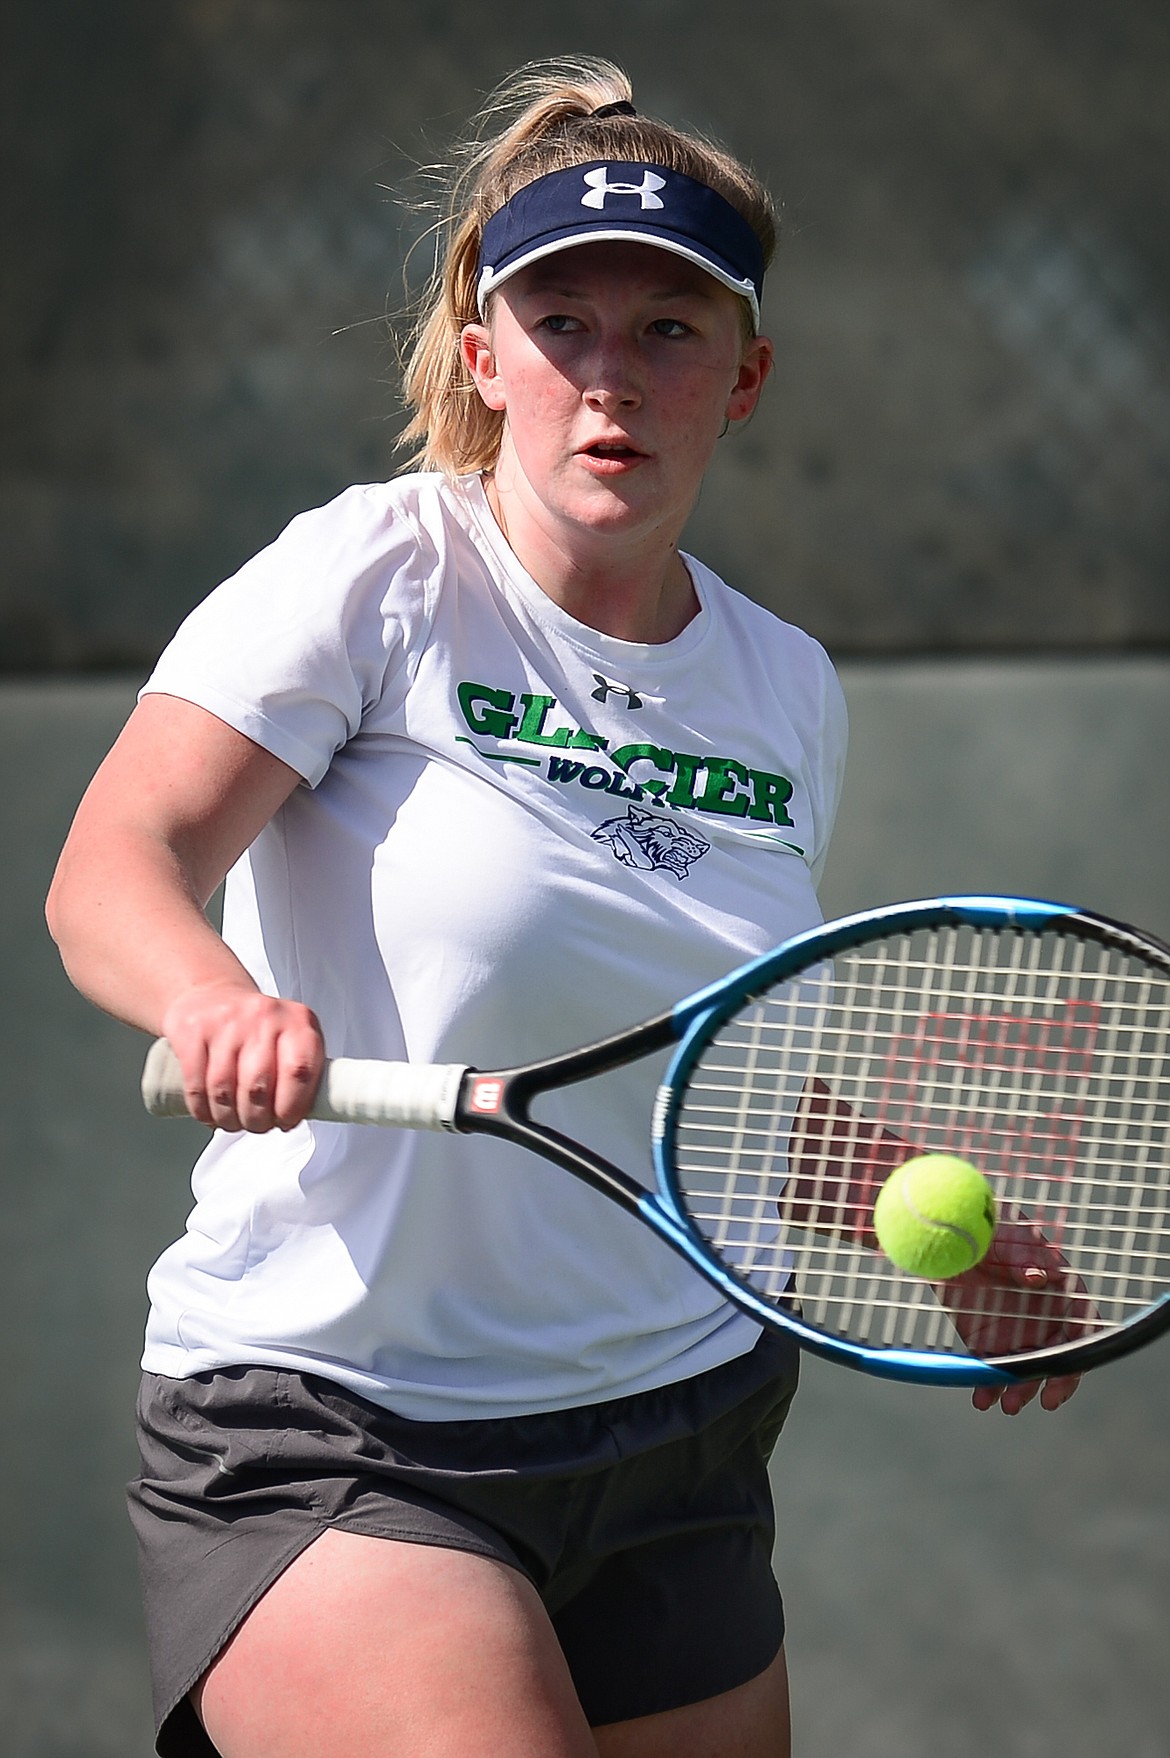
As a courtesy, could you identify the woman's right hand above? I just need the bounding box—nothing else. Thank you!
[160,983,326,1134]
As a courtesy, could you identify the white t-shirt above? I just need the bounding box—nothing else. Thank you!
[140,472,848,1419]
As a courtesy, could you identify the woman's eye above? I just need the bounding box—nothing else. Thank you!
[538,314,581,334]
[651,318,692,339]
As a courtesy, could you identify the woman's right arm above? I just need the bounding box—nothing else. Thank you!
[46,692,326,1133]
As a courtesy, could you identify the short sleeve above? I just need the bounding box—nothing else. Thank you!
[807,655,849,888]
[141,483,439,785]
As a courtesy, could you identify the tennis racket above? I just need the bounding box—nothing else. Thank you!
[142,895,1170,1390]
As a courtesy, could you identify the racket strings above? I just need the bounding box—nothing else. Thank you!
[671,925,1170,1360]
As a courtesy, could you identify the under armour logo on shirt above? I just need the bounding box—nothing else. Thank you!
[581,168,667,211]
[591,674,644,709]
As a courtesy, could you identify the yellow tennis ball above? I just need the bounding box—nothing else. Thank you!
[873,1154,997,1279]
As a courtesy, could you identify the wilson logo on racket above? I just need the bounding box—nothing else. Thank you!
[467,1078,505,1114]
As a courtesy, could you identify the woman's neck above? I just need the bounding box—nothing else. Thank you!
[482,472,700,645]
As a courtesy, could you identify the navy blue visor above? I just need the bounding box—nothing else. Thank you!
[476,161,765,328]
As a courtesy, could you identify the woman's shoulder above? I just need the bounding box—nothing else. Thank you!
[151,473,476,676]
[683,555,847,776]
[201,472,486,625]
[685,553,838,676]
[276,471,463,558]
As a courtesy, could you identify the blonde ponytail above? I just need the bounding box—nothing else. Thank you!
[397,57,777,477]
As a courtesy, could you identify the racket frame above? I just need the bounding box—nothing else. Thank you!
[143,895,1170,1388]
[653,895,1170,1384]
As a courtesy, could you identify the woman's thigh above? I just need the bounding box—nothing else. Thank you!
[192,1527,598,1758]
[594,1647,790,1758]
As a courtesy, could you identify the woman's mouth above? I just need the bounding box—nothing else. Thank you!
[578,441,646,470]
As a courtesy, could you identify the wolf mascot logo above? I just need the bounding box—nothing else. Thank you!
[592,805,710,881]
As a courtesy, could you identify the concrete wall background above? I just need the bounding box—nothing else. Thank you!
[818,659,1170,935]
[3,667,1168,1756]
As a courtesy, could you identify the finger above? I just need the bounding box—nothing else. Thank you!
[972,1378,1042,1415]
[174,1038,215,1126]
[203,1036,247,1133]
[1039,1373,1081,1410]
[986,1224,1065,1280]
[998,1380,1042,1415]
[234,1030,283,1133]
[272,1018,326,1129]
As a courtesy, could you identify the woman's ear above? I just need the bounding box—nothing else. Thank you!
[459,323,507,411]
[725,333,774,425]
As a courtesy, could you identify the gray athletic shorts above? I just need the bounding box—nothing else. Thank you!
[129,1329,800,1756]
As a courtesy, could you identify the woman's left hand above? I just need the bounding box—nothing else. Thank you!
[939,1213,1093,1414]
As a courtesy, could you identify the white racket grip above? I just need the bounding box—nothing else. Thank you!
[315,1058,466,1130]
[141,1039,467,1132]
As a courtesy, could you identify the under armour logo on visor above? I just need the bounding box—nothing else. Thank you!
[581,167,667,211]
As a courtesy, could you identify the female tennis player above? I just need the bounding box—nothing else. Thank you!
[47,56,1079,1758]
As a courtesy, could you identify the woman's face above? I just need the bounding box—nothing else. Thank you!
[460,240,772,559]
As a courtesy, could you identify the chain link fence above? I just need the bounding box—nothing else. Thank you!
[2,0,1167,667]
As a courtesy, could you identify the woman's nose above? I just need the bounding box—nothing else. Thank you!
[581,340,643,411]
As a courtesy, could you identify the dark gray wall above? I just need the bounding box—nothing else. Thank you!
[3,0,1169,670]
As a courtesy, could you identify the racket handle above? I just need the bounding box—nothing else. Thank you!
[141,1039,467,1132]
